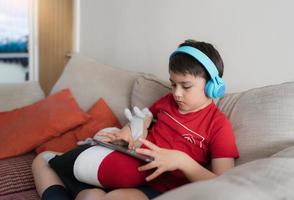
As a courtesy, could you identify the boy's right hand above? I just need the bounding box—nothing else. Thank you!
[95,125,135,149]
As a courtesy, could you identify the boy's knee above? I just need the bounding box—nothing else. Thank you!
[32,152,46,169]
[32,151,57,171]
[104,189,148,200]
[75,188,106,200]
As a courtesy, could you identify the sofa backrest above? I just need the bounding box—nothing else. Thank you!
[50,53,140,125]
[50,53,294,165]
[0,81,44,112]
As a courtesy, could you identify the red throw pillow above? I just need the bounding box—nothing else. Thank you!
[35,98,121,153]
[35,130,78,154]
[0,89,89,159]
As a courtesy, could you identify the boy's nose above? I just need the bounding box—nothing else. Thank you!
[173,87,183,99]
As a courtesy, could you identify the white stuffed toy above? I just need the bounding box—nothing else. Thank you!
[46,107,153,189]
[78,106,152,148]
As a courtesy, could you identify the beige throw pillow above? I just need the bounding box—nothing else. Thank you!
[131,74,170,109]
[50,53,139,124]
[218,81,294,165]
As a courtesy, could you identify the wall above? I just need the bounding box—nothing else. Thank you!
[79,0,294,93]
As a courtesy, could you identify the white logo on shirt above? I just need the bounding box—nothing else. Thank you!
[162,111,205,148]
[182,134,196,144]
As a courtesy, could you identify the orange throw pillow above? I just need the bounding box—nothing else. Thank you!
[35,98,122,153]
[0,89,89,159]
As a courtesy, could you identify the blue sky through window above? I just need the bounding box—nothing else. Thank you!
[0,0,29,82]
[0,0,29,40]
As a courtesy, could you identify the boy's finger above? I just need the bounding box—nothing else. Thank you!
[136,148,155,157]
[128,138,135,149]
[146,169,163,181]
[97,133,117,141]
[100,138,111,142]
[97,131,116,136]
[139,138,159,150]
[96,131,106,135]
[138,162,155,171]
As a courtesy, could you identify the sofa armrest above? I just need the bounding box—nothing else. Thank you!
[155,147,294,200]
[0,81,45,112]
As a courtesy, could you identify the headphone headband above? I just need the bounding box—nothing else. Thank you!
[170,46,219,79]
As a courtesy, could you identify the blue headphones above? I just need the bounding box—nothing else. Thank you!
[170,46,226,98]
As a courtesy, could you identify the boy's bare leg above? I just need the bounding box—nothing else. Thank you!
[104,188,149,200]
[33,151,107,199]
[32,152,149,200]
[75,188,106,200]
[32,151,63,195]
[75,188,149,200]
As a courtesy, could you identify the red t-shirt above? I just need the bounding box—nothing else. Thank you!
[146,93,239,192]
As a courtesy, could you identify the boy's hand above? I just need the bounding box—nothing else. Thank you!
[136,138,189,181]
[95,126,135,149]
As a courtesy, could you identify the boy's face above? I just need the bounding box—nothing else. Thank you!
[169,71,211,114]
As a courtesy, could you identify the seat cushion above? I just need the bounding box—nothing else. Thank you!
[0,153,36,196]
[0,189,40,200]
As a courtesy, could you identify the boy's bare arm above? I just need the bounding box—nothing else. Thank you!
[136,138,235,182]
[179,156,235,182]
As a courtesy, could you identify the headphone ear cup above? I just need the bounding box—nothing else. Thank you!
[215,83,225,98]
[205,78,226,98]
[205,80,215,98]
[214,78,226,98]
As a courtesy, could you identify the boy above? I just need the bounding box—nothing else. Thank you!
[32,39,239,200]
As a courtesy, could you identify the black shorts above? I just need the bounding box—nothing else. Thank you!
[49,144,162,199]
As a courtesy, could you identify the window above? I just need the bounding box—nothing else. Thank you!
[0,0,37,83]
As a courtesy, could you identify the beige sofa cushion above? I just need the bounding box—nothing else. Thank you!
[50,53,139,125]
[0,81,44,112]
[131,74,170,108]
[155,147,294,200]
[217,81,294,165]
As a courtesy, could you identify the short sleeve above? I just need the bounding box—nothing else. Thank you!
[209,117,239,159]
[149,100,160,117]
[149,93,171,117]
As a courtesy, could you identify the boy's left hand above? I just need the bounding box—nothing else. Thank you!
[136,138,188,181]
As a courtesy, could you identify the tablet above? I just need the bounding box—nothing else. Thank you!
[92,139,154,162]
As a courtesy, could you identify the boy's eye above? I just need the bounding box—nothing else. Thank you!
[170,84,192,90]
[183,86,192,90]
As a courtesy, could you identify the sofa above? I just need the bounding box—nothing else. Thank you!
[1,53,294,200]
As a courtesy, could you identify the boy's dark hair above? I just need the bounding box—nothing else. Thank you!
[169,39,224,81]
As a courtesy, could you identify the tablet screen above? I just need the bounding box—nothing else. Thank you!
[92,139,154,162]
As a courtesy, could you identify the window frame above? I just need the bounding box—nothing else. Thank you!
[28,0,39,81]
